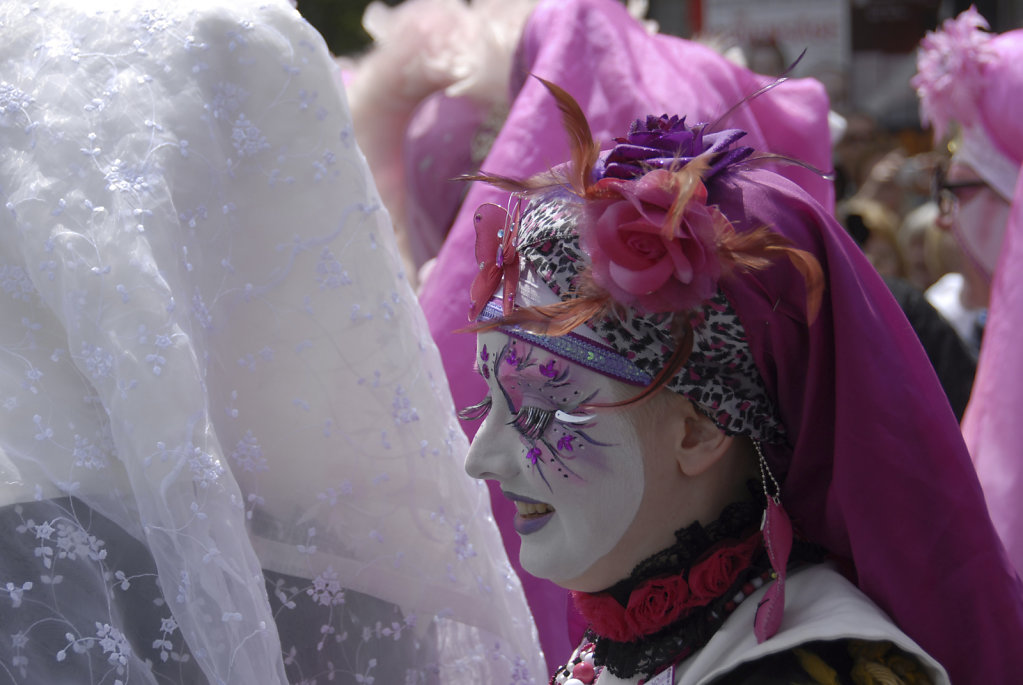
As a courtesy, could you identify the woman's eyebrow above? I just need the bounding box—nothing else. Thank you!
[495,357,557,389]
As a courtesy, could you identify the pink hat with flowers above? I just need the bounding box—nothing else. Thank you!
[913,7,1023,201]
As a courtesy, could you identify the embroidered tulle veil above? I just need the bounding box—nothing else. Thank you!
[0,1,544,683]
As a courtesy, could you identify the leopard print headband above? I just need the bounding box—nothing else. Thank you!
[503,192,785,443]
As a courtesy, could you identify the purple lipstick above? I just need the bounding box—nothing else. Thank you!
[504,491,556,534]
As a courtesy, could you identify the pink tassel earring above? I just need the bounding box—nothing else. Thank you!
[753,441,792,643]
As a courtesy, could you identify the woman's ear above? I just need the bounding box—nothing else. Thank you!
[674,403,733,477]
[637,390,736,479]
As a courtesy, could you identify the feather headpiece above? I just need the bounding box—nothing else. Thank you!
[912,7,996,141]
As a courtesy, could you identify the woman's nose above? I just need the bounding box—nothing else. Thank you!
[464,412,521,482]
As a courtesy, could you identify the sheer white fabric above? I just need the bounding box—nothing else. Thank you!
[0,1,544,683]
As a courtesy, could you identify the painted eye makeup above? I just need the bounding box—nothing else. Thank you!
[516,404,608,490]
[511,405,595,440]
[511,405,554,440]
[554,410,595,425]
[470,336,616,488]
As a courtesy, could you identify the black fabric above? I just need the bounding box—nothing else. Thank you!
[712,642,847,684]
[602,497,763,606]
[0,498,436,685]
[884,276,977,420]
[0,497,206,684]
[711,639,936,685]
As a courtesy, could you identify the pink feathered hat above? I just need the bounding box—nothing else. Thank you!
[913,7,1023,201]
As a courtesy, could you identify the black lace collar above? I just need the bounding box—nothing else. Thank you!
[575,493,824,680]
[602,497,763,606]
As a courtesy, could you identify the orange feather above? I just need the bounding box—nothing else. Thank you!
[663,158,711,240]
[534,77,600,196]
[469,293,610,338]
[717,226,824,322]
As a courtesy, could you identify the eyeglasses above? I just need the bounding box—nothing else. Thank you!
[932,162,988,218]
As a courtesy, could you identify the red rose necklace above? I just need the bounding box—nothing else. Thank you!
[571,532,762,645]
[552,517,792,684]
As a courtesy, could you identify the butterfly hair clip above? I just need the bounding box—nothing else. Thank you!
[468,200,521,321]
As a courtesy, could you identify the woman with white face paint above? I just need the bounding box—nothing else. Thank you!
[467,329,756,592]
[457,78,1023,684]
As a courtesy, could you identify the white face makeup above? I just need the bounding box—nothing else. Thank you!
[944,162,1012,279]
[464,330,657,590]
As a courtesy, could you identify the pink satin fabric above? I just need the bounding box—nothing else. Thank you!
[711,167,1023,685]
[962,173,1023,575]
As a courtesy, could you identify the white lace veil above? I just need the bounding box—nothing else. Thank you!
[0,1,544,682]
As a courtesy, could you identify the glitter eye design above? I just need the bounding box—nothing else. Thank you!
[510,405,598,440]
[469,337,617,490]
[511,403,611,490]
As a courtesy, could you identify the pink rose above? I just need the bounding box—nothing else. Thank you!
[624,576,689,637]
[582,170,726,314]
[687,537,758,605]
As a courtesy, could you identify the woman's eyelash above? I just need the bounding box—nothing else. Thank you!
[458,396,492,422]
[511,406,554,440]
[460,393,595,435]
[511,406,595,440]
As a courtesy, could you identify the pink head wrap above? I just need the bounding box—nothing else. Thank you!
[710,166,1023,685]
[417,0,834,667]
[403,93,495,269]
[963,170,1023,582]
[914,7,1023,197]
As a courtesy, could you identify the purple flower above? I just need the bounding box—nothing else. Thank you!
[601,115,752,182]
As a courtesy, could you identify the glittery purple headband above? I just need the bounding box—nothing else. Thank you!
[479,299,652,386]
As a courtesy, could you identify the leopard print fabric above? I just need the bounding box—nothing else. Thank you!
[511,192,785,443]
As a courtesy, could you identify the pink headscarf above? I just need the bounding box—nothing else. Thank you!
[961,166,1023,573]
[711,167,1023,685]
[403,93,491,268]
[417,0,833,668]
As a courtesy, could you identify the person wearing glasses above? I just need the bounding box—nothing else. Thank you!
[924,158,1008,353]
[914,8,1023,573]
